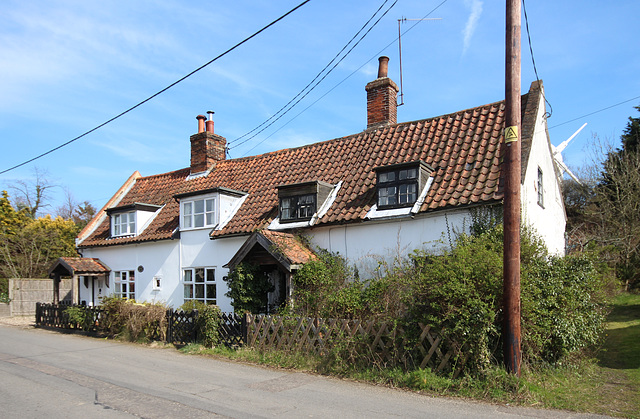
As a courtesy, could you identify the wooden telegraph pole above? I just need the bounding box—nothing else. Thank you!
[504,0,522,376]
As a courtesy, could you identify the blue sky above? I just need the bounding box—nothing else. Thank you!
[1,0,638,214]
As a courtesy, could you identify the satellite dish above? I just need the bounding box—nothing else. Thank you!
[552,123,586,184]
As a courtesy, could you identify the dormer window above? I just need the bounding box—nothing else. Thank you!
[281,194,316,221]
[176,187,247,231]
[107,203,162,238]
[278,181,332,223]
[113,212,135,236]
[375,161,433,209]
[182,196,216,229]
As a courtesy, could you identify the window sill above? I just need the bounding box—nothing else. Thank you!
[180,225,217,232]
[268,218,311,230]
[110,234,136,239]
[365,205,413,219]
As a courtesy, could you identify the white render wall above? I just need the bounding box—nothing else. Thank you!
[307,209,473,277]
[80,240,180,307]
[179,228,245,312]
[80,232,245,311]
[521,97,566,255]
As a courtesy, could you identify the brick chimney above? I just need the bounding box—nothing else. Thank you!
[365,56,399,130]
[190,111,226,174]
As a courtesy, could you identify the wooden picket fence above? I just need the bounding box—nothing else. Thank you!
[245,315,469,378]
[36,303,197,344]
[34,304,470,376]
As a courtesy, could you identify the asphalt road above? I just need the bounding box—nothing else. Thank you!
[0,322,609,419]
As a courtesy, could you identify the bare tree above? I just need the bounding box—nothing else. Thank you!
[567,132,640,290]
[9,167,57,218]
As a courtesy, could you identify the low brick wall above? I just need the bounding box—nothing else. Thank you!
[9,278,72,316]
[0,303,10,317]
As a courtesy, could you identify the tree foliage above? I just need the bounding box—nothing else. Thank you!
[0,190,78,278]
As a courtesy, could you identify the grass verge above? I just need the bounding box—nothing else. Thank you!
[180,293,640,418]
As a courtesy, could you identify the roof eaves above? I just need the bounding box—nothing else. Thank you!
[77,170,141,245]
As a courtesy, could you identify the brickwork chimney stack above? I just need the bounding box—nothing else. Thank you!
[365,56,399,130]
[190,111,226,174]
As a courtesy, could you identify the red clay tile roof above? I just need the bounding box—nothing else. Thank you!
[260,230,317,265]
[78,81,544,248]
[51,257,111,274]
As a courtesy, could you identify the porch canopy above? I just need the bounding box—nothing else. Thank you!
[225,230,317,273]
[225,230,317,306]
[48,257,111,304]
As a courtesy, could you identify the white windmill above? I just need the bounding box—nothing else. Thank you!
[551,122,586,185]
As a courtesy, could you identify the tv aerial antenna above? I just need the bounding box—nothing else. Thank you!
[397,17,442,106]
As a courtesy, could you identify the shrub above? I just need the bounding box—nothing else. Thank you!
[406,225,609,371]
[180,301,222,347]
[0,292,10,304]
[0,278,8,295]
[65,306,92,330]
[292,250,365,319]
[100,297,168,342]
[406,230,505,373]
[521,254,609,364]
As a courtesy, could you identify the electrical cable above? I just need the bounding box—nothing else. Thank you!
[549,95,640,129]
[522,0,552,118]
[229,0,398,151]
[229,0,393,146]
[0,0,312,176]
[238,0,450,156]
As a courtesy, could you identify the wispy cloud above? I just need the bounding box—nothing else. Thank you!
[462,0,483,55]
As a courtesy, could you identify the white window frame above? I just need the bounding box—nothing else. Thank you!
[114,270,135,300]
[112,211,136,237]
[183,267,216,305]
[181,194,217,230]
[537,167,544,208]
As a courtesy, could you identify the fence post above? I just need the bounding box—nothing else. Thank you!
[242,312,250,345]
[35,302,41,325]
[166,308,173,343]
[192,309,198,343]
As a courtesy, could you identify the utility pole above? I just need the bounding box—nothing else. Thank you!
[503,0,522,376]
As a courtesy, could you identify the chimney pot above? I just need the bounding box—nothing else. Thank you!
[377,56,389,78]
[196,115,206,133]
[206,111,215,133]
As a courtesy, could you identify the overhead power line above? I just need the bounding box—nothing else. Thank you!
[549,95,640,129]
[239,0,450,156]
[522,0,552,118]
[0,0,312,176]
[229,0,398,151]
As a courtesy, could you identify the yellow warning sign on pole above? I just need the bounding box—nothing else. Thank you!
[505,126,518,143]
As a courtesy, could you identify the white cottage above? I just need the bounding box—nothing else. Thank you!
[72,57,565,311]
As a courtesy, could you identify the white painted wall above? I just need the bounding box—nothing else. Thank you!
[521,98,566,255]
[180,229,245,312]
[80,240,180,307]
[307,209,473,277]
[81,232,245,311]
